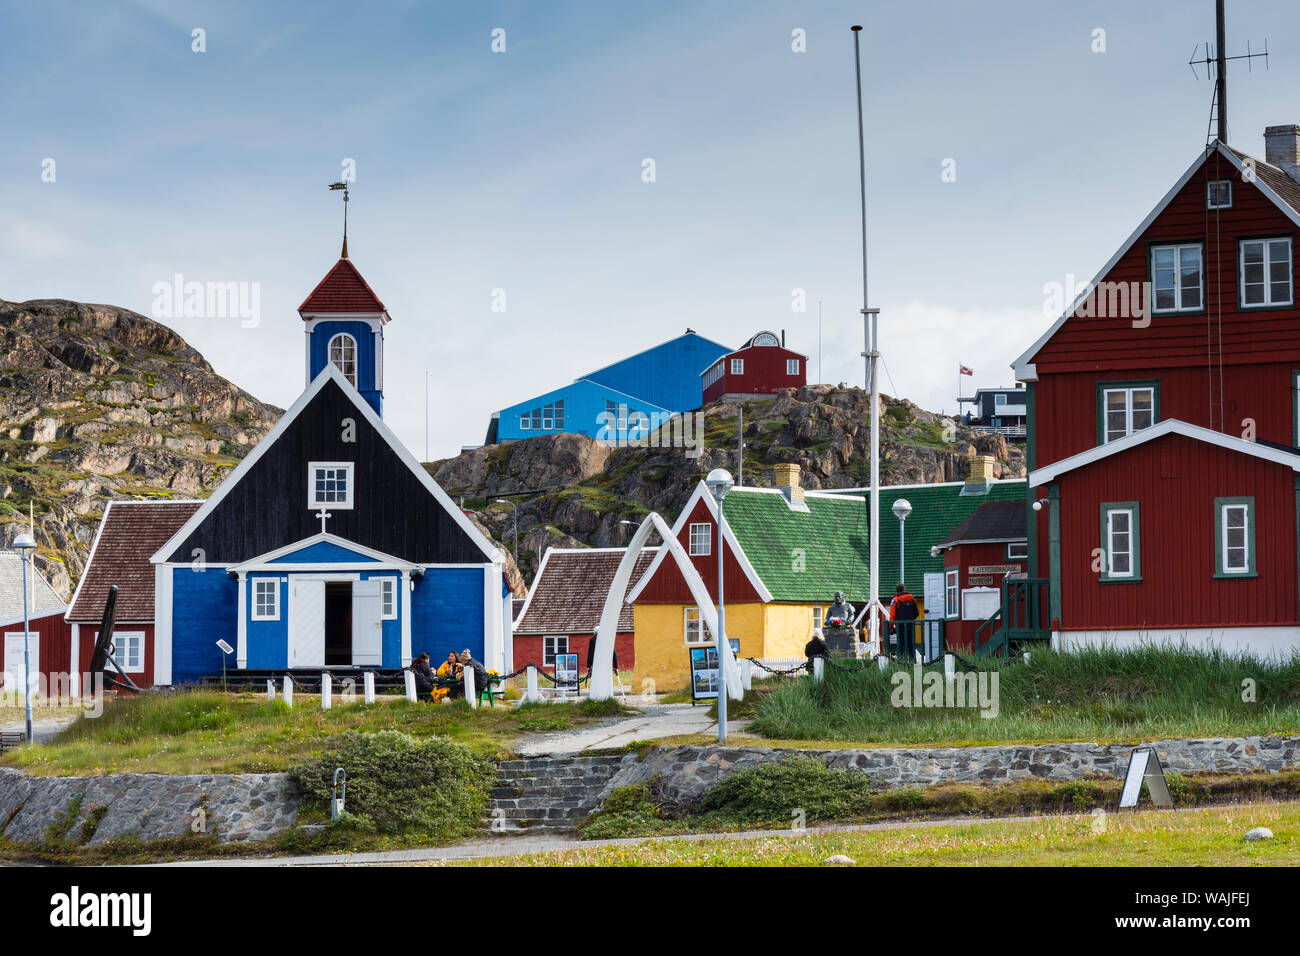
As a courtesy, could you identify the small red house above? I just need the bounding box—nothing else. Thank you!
[932,500,1027,651]
[66,499,202,690]
[511,547,655,673]
[701,331,807,404]
[1,551,71,699]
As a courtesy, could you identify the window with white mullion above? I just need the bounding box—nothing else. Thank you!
[1100,502,1140,582]
[1240,238,1293,308]
[252,579,280,620]
[683,606,706,644]
[543,635,568,667]
[1103,387,1156,443]
[688,522,712,556]
[1152,244,1203,312]
[1215,498,1255,576]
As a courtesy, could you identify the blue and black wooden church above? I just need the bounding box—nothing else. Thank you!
[148,249,511,684]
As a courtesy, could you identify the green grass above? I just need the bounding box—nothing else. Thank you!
[751,645,1300,745]
[464,799,1300,867]
[0,689,634,776]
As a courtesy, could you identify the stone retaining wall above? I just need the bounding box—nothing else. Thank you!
[597,736,1300,804]
[0,768,298,846]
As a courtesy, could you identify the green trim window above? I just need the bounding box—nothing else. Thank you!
[1100,502,1141,582]
[943,567,959,619]
[1293,370,1300,449]
[1099,382,1158,444]
[1214,497,1256,577]
[1151,243,1203,313]
[1207,179,1232,209]
[1239,238,1292,308]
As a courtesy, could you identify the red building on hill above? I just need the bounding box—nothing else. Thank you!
[701,331,807,403]
[1013,127,1300,658]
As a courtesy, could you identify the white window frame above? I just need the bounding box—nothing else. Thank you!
[328,332,358,386]
[688,522,712,556]
[1151,243,1203,313]
[944,568,959,619]
[379,578,397,620]
[543,635,568,667]
[1102,386,1156,443]
[1006,541,1028,560]
[106,631,145,673]
[730,358,744,375]
[308,461,355,510]
[994,393,1007,406]
[1216,499,1254,577]
[786,358,800,375]
[812,605,823,631]
[1239,237,1293,309]
[519,414,530,430]
[252,578,280,621]
[1206,179,1233,209]
[683,606,707,644]
[1103,506,1138,580]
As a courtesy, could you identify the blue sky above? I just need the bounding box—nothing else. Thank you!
[4,0,1300,459]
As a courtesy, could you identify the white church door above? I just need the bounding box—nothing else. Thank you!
[288,580,326,668]
[3,632,38,695]
[352,581,382,666]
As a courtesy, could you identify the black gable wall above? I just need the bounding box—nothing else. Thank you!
[167,379,489,564]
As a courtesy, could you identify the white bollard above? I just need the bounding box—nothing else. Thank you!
[526,664,539,703]
[321,672,332,709]
[944,654,955,681]
[1023,650,1031,664]
[464,665,477,709]
[363,671,375,704]
[404,670,417,702]
[741,658,752,691]
[283,675,294,708]
[266,679,276,701]
[813,657,824,682]
[877,655,888,672]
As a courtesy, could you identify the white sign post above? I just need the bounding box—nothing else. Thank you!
[363,671,375,704]
[282,675,294,708]
[321,672,332,710]
[266,679,276,701]
[464,666,477,709]
[1119,747,1173,809]
[403,670,417,703]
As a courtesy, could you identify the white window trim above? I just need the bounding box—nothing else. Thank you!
[730,358,744,375]
[251,578,281,621]
[1006,541,1028,560]
[1207,179,1233,209]
[1102,386,1156,443]
[380,578,398,620]
[1151,243,1203,314]
[812,605,823,631]
[543,635,568,667]
[519,415,530,430]
[944,568,959,619]
[100,630,146,673]
[1105,508,1137,579]
[1218,502,1252,575]
[786,358,800,375]
[684,606,707,644]
[1238,237,1293,309]
[688,522,712,556]
[327,332,359,386]
[308,461,355,510]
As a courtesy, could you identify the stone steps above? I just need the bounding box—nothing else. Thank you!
[482,755,631,832]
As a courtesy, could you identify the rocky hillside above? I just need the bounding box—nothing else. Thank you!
[0,299,286,598]
[432,384,1026,584]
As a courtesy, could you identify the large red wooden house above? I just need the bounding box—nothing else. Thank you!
[1013,126,1300,658]
[701,331,807,404]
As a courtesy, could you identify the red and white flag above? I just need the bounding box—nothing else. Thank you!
[959,365,974,376]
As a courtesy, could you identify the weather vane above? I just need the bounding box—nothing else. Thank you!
[329,181,350,258]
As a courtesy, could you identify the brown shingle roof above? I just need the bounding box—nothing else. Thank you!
[937,499,1027,548]
[514,548,658,635]
[67,501,202,622]
[297,258,387,314]
[1228,147,1300,218]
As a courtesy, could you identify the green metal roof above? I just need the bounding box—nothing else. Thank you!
[720,480,1027,603]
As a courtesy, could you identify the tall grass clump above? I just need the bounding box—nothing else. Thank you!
[751,643,1300,744]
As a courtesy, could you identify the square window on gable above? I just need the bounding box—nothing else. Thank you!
[1207,180,1232,209]
[308,462,355,509]
[689,522,712,556]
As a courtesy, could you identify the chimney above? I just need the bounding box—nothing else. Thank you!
[773,462,804,506]
[961,454,995,496]
[1264,125,1300,182]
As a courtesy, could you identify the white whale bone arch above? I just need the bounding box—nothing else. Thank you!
[587,512,743,701]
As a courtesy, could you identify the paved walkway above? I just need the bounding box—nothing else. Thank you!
[0,712,79,745]
[515,702,735,755]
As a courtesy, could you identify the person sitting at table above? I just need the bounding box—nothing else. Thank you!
[437,651,463,698]
[459,648,489,698]
[409,652,436,697]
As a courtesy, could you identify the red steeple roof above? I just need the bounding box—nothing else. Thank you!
[298,258,387,315]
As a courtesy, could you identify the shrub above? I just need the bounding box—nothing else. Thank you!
[289,731,495,839]
[580,783,663,839]
[698,757,878,824]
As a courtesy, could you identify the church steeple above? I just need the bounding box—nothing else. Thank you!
[298,257,390,417]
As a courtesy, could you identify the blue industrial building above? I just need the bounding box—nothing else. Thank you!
[487,330,730,443]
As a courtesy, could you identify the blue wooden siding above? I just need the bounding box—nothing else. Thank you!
[411,567,485,663]
[582,333,729,413]
[495,379,672,443]
[245,572,289,669]
[171,567,238,683]
[268,541,380,564]
[308,320,382,415]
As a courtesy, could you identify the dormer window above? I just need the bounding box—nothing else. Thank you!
[1206,180,1232,209]
[328,333,358,386]
[308,461,354,509]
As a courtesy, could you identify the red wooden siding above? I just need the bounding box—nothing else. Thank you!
[941,541,1026,651]
[632,498,763,604]
[77,624,156,690]
[1,609,73,696]
[702,345,807,404]
[1053,433,1297,630]
[512,631,636,673]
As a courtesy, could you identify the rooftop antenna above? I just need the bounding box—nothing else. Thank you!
[850,24,883,656]
[1187,0,1267,147]
[328,181,350,258]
